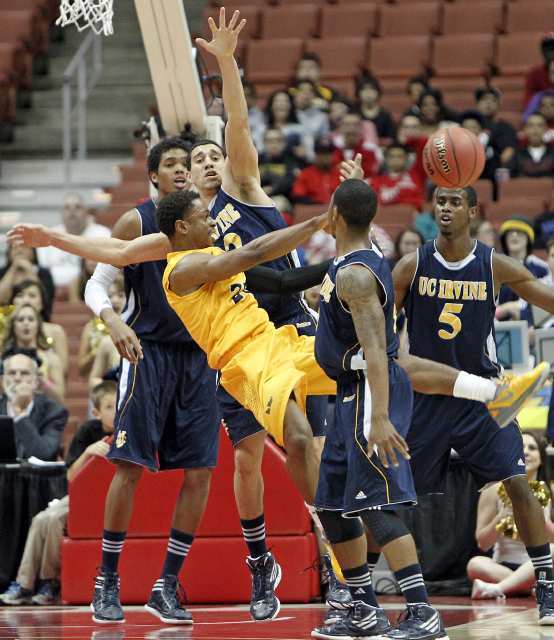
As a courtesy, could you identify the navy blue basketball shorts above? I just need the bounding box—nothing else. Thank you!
[108,340,220,472]
[315,361,417,517]
[222,311,328,447]
[408,393,526,495]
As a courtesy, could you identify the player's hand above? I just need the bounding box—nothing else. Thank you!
[367,416,410,469]
[339,153,364,182]
[195,8,246,59]
[7,223,53,248]
[103,314,143,364]
[86,440,110,458]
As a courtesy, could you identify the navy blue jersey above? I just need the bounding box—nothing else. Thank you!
[498,254,550,326]
[405,240,499,377]
[122,199,191,344]
[315,245,399,381]
[209,188,308,325]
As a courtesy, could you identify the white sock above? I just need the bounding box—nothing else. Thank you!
[453,371,497,403]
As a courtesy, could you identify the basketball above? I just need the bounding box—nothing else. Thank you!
[422,126,485,189]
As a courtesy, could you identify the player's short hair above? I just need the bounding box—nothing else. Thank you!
[333,179,378,229]
[186,139,226,169]
[156,190,201,236]
[91,380,117,410]
[147,136,190,176]
[463,186,478,208]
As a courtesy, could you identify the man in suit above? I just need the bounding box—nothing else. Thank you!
[1,353,67,460]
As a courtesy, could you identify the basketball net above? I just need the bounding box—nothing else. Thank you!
[57,0,114,36]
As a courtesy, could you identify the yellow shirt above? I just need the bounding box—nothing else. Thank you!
[162,247,273,371]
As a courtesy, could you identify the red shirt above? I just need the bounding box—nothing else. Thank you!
[292,165,341,204]
[332,142,381,178]
[525,64,554,105]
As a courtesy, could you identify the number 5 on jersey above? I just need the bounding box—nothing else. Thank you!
[438,302,463,340]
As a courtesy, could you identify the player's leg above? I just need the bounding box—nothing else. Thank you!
[144,344,219,625]
[399,353,549,428]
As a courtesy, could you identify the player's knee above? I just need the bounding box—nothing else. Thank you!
[361,510,410,547]
[234,448,263,479]
[114,460,143,487]
[503,475,534,509]
[183,467,213,493]
[284,427,312,459]
[318,509,364,544]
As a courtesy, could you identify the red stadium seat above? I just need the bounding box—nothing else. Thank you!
[202,5,260,39]
[432,34,495,77]
[304,38,366,80]
[374,204,417,228]
[0,10,49,55]
[473,179,494,206]
[442,0,504,35]
[505,1,554,34]
[498,177,554,207]
[369,36,431,79]
[378,2,441,37]
[319,3,378,38]
[496,32,544,75]
[293,204,324,224]
[245,38,303,83]
[209,0,267,7]
[485,197,548,223]
[260,5,319,40]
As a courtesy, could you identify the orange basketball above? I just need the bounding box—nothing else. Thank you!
[422,126,485,188]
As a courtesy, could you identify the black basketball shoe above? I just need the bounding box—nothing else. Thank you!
[90,572,124,624]
[144,576,193,625]
[246,551,282,621]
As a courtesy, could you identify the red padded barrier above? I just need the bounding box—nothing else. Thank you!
[68,428,311,538]
[61,535,320,604]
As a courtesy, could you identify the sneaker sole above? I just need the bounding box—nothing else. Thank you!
[539,615,554,626]
[143,604,193,625]
[495,364,550,428]
[252,563,282,622]
[90,603,125,624]
[311,630,387,639]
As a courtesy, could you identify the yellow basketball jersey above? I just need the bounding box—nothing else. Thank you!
[162,247,273,371]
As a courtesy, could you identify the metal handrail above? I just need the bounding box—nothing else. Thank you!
[62,31,104,184]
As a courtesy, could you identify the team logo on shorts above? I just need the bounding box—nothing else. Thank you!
[116,430,127,448]
[265,397,273,415]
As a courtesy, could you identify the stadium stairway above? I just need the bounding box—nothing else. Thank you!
[61,428,320,604]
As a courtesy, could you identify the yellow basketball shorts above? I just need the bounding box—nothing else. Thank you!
[220,324,336,446]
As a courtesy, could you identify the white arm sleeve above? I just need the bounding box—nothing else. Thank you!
[84,263,122,317]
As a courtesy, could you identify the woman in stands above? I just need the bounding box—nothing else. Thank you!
[389,228,424,269]
[2,303,65,403]
[468,431,554,599]
[263,89,313,161]
[10,280,68,374]
[0,244,54,320]
[79,274,125,381]
[416,88,457,136]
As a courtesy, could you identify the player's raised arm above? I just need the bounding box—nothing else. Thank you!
[337,263,410,468]
[493,253,554,314]
[196,8,269,203]
[392,251,418,312]
[8,223,170,267]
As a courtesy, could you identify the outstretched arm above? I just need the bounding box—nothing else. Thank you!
[392,251,418,311]
[337,263,409,468]
[169,214,328,294]
[494,253,554,314]
[8,223,170,267]
[196,9,271,204]
[245,260,330,294]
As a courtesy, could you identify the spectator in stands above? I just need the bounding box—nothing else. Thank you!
[243,79,265,152]
[396,114,423,146]
[509,113,554,178]
[0,353,67,460]
[332,111,381,178]
[524,33,554,107]
[475,87,518,170]
[68,258,97,304]
[264,90,313,161]
[291,137,341,204]
[467,431,554,599]
[497,217,550,324]
[460,110,500,182]
[292,52,335,109]
[355,75,396,141]
[389,228,424,269]
[3,304,64,402]
[528,89,554,143]
[368,141,426,210]
[0,381,116,606]
[78,274,125,380]
[328,95,353,134]
[257,128,301,201]
[37,193,110,288]
[470,217,497,249]
[292,79,330,143]
[534,207,554,249]
[404,75,430,118]
[0,245,54,321]
[417,88,457,136]
[11,280,68,374]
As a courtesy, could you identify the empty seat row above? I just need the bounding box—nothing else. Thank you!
[242,32,544,84]
[203,1,554,40]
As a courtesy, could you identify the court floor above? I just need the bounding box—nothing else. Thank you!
[1,596,554,640]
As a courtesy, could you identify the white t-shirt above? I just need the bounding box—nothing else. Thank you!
[37,221,111,286]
